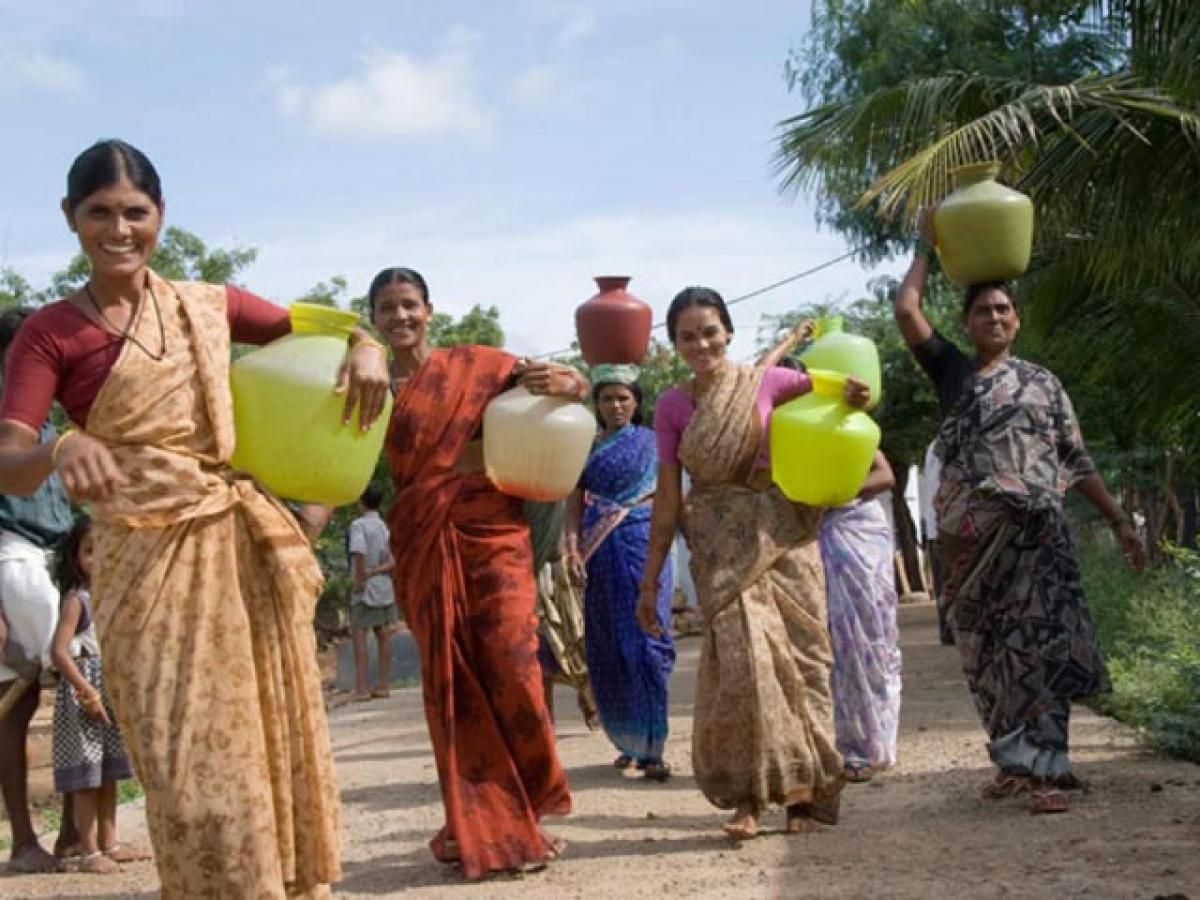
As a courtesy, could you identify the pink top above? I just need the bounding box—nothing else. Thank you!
[0,285,290,431]
[654,366,812,468]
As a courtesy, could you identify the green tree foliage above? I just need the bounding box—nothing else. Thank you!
[777,0,1200,548]
[428,304,504,348]
[781,0,1118,262]
[0,269,36,309]
[295,276,349,308]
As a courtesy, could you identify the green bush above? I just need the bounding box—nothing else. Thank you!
[1081,530,1200,762]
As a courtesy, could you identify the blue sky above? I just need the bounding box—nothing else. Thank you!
[0,0,900,357]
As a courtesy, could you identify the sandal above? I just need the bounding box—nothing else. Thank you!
[981,773,1032,800]
[844,765,875,783]
[643,761,672,782]
[103,844,152,863]
[1031,788,1069,815]
[613,754,634,770]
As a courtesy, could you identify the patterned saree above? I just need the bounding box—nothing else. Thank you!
[385,346,571,879]
[677,361,843,818]
[936,359,1108,781]
[88,273,340,899]
[579,424,674,766]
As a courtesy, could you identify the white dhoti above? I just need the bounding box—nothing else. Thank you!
[0,530,59,683]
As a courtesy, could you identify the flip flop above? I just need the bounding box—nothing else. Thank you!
[981,773,1032,800]
[643,761,672,782]
[1031,789,1069,815]
[844,765,875,783]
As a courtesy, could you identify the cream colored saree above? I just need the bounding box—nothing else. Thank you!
[678,360,843,820]
[87,273,340,898]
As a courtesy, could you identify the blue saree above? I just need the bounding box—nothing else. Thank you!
[580,425,675,765]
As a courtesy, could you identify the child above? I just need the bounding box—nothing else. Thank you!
[49,516,148,874]
[348,482,398,701]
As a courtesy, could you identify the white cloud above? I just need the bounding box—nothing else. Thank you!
[552,4,597,50]
[271,41,492,141]
[509,63,559,109]
[660,34,685,57]
[0,48,84,95]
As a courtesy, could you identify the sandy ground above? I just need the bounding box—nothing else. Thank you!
[3,603,1198,899]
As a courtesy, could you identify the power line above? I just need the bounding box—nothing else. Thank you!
[531,247,863,360]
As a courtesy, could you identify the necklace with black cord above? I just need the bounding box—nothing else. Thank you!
[83,279,168,361]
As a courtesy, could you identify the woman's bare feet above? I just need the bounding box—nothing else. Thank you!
[541,830,567,860]
[103,843,152,863]
[67,851,120,874]
[721,804,759,841]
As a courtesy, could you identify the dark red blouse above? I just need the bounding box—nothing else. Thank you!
[0,285,291,431]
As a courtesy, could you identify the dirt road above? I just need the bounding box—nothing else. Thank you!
[4,604,1198,899]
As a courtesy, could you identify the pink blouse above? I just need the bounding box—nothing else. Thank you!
[654,366,812,468]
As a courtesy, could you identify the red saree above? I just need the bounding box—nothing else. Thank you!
[385,346,571,878]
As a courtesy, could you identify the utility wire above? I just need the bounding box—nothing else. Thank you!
[531,247,863,360]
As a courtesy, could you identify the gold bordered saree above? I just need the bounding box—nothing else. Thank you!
[678,360,843,819]
[86,272,340,898]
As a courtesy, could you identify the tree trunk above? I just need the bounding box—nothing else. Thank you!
[1179,484,1197,549]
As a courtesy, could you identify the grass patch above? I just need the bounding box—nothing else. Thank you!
[117,780,144,805]
[1082,530,1200,762]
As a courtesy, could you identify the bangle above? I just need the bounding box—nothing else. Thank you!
[50,429,75,466]
[351,338,388,359]
[915,240,937,263]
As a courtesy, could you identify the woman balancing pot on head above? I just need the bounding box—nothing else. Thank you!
[635,287,872,840]
[0,139,391,898]
[368,267,580,878]
[564,366,675,781]
[897,210,1144,814]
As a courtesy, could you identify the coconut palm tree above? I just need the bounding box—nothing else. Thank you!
[777,0,1200,545]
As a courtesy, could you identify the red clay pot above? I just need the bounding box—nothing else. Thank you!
[575,276,652,365]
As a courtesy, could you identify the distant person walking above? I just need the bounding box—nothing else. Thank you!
[566,366,675,782]
[818,452,903,782]
[348,482,397,701]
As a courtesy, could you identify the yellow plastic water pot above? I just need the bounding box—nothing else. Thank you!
[799,316,882,410]
[934,161,1034,286]
[770,369,880,507]
[230,303,392,506]
[483,386,596,501]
